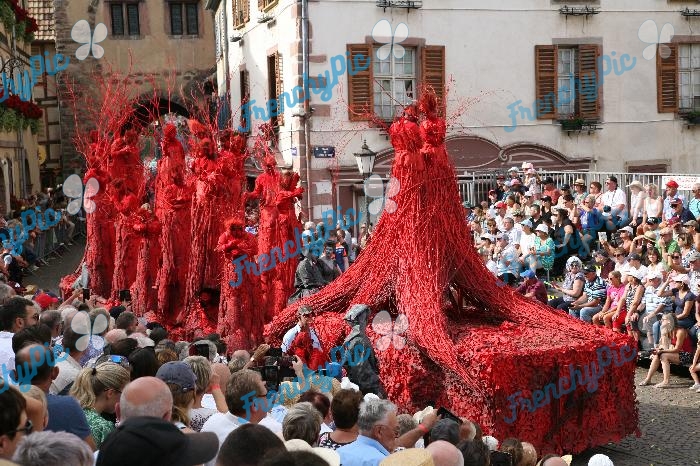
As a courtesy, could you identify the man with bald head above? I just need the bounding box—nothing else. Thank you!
[116,376,173,422]
[426,440,464,466]
[521,442,537,466]
[540,454,569,466]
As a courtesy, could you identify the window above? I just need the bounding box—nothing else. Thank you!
[347,44,445,122]
[170,2,199,35]
[258,0,277,12]
[534,44,601,121]
[373,47,415,120]
[679,44,700,111]
[111,3,140,36]
[234,0,249,28]
[267,53,283,127]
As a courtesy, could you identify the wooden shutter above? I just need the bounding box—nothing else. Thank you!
[276,52,284,126]
[577,44,601,120]
[657,43,678,113]
[111,4,124,35]
[347,44,372,121]
[240,69,250,132]
[421,45,445,108]
[244,0,250,22]
[535,45,557,119]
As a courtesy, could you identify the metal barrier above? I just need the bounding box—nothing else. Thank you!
[10,215,81,270]
[458,171,697,207]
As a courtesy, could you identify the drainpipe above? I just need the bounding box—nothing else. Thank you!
[11,24,26,198]
[301,0,312,217]
[223,0,230,98]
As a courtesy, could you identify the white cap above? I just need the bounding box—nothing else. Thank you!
[673,274,690,284]
[646,271,662,280]
[535,224,550,234]
[521,219,533,228]
[588,453,614,466]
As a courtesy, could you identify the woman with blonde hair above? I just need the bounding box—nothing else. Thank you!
[640,312,694,388]
[69,362,130,446]
[642,183,663,234]
[183,355,223,432]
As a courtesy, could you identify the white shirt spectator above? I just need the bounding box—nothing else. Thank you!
[281,325,322,353]
[0,331,14,372]
[630,191,647,220]
[201,412,247,466]
[496,244,520,278]
[601,189,628,217]
[519,232,536,254]
[49,353,82,394]
[689,270,700,296]
[259,414,282,434]
[615,261,630,281]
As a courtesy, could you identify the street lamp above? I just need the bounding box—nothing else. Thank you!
[353,140,376,228]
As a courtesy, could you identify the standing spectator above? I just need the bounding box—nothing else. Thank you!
[523,168,541,200]
[337,398,398,466]
[0,297,37,371]
[50,326,86,395]
[689,183,700,219]
[318,242,341,284]
[2,245,27,285]
[516,270,548,304]
[183,356,221,432]
[319,389,363,450]
[663,180,685,221]
[216,424,286,466]
[542,177,561,205]
[551,209,577,276]
[334,231,350,273]
[569,266,607,323]
[69,363,130,447]
[573,179,588,206]
[156,361,198,432]
[12,431,94,466]
[0,383,30,462]
[627,180,647,232]
[601,176,628,228]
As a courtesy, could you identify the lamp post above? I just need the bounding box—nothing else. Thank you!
[353,140,376,229]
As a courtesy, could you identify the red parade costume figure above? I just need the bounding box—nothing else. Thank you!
[217,217,262,350]
[131,204,161,317]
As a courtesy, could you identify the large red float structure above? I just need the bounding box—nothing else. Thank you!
[63,74,637,454]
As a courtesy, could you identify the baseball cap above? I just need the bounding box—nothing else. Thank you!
[627,253,642,261]
[666,180,679,188]
[155,361,197,392]
[620,226,634,234]
[672,274,690,284]
[480,234,495,242]
[34,292,58,310]
[593,249,609,258]
[543,176,555,185]
[684,220,698,228]
[298,305,313,315]
[521,269,536,279]
[535,224,549,234]
[541,195,552,203]
[520,219,533,228]
[495,201,506,209]
[560,184,571,190]
[668,216,681,226]
[96,417,218,466]
[647,271,662,280]
[583,266,597,274]
[670,198,682,206]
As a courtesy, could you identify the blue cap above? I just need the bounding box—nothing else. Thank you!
[521,269,536,279]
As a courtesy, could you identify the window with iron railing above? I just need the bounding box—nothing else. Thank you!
[258,0,277,12]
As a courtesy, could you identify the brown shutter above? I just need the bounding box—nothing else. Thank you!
[276,52,284,126]
[240,69,250,132]
[421,45,445,108]
[535,45,557,119]
[577,44,601,120]
[657,43,678,113]
[347,44,373,121]
[244,0,250,22]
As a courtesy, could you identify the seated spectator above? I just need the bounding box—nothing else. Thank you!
[615,226,636,254]
[611,247,630,281]
[156,361,198,432]
[593,249,615,280]
[569,266,606,323]
[516,270,548,305]
[426,440,463,466]
[549,257,584,312]
[657,228,679,262]
[428,419,460,446]
[655,274,697,342]
[592,271,626,328]
[621,270,647,340]
[532,224,554,274]
[458,440,490,466]
[669,197,696,225]
[624,253,648,280]
[215,424,286,466]
[69,362,130,447]
[645,247,667,278]
[494,234,519,286]
[337,398,398,466]
[319,389,363,450]
[96,416,218,466]
[640,313,694,388]
[0,382,29,461]
[12,431,94,466]
[551,209,576,276]
[19,344,95,449]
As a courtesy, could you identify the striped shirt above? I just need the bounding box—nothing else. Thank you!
[583,276,607,302]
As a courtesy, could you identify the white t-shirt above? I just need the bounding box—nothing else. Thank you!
[201,412,247,466]
[519,233,536,254]
[601,189,628,216]
[49,355,82,395]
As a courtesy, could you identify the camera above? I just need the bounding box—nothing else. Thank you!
[254,348,296,391]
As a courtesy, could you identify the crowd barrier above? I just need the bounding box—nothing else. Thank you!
[14,214,84,271]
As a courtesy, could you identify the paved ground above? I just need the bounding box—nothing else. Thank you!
[24,240,700,465]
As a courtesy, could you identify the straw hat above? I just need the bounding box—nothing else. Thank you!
[380,449,434,466]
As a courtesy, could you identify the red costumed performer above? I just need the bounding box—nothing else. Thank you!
[131,203,161,316]
[217,217,263,350]
[266,91,638,455]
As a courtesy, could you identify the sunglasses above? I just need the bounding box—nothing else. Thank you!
[8,419,33,437]
[615,254,625,257]
[672,255,681,259]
